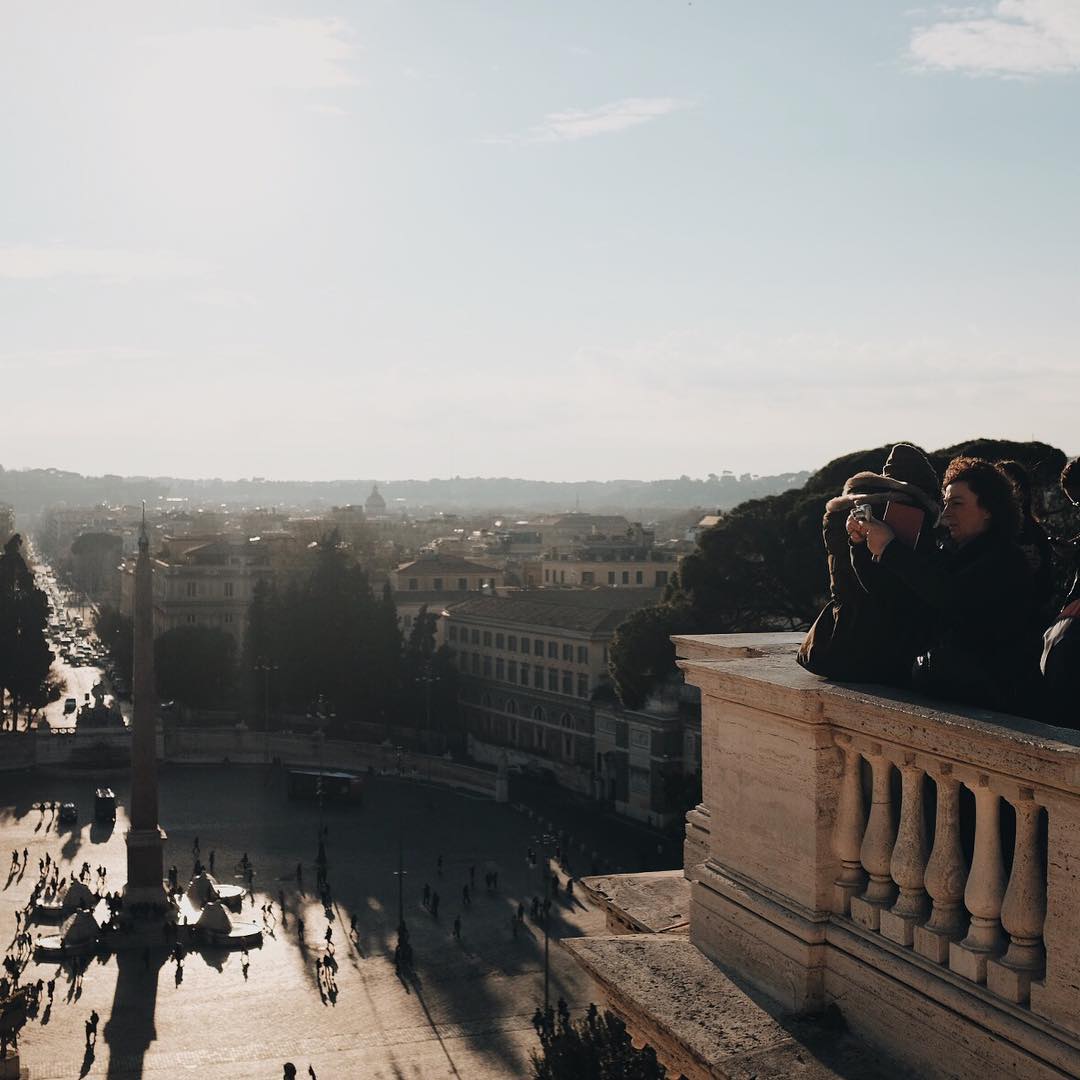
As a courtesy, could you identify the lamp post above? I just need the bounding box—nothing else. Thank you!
[254,657,278,767]
[533,830,557,1013]
[306,694,333,868]
[393,744,410,964]
[417,666,438,754]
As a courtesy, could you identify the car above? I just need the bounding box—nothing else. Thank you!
[63,698,77,715]
[59,802,77,823]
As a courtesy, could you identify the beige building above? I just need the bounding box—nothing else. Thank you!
[540,556,674,588]
[444,589,662,793]
[392,554,502,593]
[0,503,14,546]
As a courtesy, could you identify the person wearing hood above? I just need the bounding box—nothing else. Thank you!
[851,456,1037,715]
[798,442,941,685]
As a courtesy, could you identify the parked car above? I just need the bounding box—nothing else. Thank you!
[63,698,77,715]
[59,803,77,823]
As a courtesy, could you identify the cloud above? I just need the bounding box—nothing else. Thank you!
[0,346,165,372]
[144,18,359,92]
[910,1,1080,75]
[491,97,692,144]
[0,246,209,282]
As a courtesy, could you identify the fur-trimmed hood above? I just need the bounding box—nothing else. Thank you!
[825,471,942,520]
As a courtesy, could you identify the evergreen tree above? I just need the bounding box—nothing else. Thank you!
[155,626,237,709]
[0,534,54,728]
[531,1004,666,1079]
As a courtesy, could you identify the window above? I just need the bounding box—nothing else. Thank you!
[560,712,574,728]
[607,571,616,585]
[577,645,588,664]
[560,570,565,583]
[631,728,650,749]
[507,635,517,652]
[521,638,530,655]
[186,614,196,624]
[547,641,558,659]
[548,668,558,691]
[408,578,418,591]
[508,660,517,683]
[532,705,546,723]
[635,571,643,585]
[534,667,544,689]
[186,581,197,597]
[471,654,480,674]
[458,577,468,590]
[534,639,544,655]
[581,571,594,585]
[483,656,492,676]
[544,569,550,582]
[562,671,572,694]
[483,631,492,646]
[433,577,443,591]
[622,571,630,585]
[655,571,669,587]
[520,664,530,686]
[630,767,650,795]
[563,733,573,759]
[506,698,517,715]
[495,633,504,649]
[449,625,458,642]
[471,629,480,644]
[224,614,233,624]
[224,581,234,598]
[495,658,505,679]
[577,674,589,698]
[597,716,616,734]
[562,643,573,661]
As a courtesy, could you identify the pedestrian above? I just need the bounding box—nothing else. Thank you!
[436,854,443,877]
[422,882,430,907]
[431,892,440,919]
[462,884,470,906]
[453,915,461,940]
[209,850,215,873]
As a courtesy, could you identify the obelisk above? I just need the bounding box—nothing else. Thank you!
[125,508,166,905]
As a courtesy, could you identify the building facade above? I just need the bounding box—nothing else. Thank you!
[444,589,669,795]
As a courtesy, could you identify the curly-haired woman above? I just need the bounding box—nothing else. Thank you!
[849,456,1037,714]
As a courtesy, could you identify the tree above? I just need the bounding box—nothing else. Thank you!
[155,626,237,709]
[95,606,134,684]
[531,1004,666,1079]
[609,599,697,710]
[0,534,54,728]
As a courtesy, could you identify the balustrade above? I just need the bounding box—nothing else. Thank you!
[880,756,929,946]
[830,734,865,915]
[849,745,896,930]
[913,763,968,963]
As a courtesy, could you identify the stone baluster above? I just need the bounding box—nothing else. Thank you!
[950,776,1006,983]
[987,789,1047,1004]
[850,745,896,931]
[831,735,866,915]
[880,756,929,946]
[914,764,968,963]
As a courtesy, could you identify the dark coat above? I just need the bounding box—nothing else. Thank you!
[877,529,1036,714]
[798,472,940,684]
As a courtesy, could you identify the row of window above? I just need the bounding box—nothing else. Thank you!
[457,651,590,697]
[182,581,236,598]
[543,568,668,586]
[406,576,495,591]
[468,712,576,762]
[448,625,589,664]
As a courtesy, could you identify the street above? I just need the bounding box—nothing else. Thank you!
[2,765,622,1078]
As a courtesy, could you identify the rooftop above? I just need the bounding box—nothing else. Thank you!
[446,588,663,633]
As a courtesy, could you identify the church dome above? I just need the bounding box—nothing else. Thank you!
[365,484,386,512]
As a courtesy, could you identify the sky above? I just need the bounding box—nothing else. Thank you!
[1,1,1077,481]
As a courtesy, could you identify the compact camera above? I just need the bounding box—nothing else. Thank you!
[850,504,873,524]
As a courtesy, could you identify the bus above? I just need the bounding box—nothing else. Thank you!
[286,769,365,804]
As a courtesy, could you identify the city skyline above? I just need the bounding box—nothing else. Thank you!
[3,1,1078,481]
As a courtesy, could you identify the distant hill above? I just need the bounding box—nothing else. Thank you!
[0,465,810,521]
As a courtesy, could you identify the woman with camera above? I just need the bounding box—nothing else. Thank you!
[848,456,1037,715]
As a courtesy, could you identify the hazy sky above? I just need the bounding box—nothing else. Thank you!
[2,2,1077,481]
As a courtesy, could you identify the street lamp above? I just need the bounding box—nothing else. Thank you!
[532,830,558,1013]
[393,744,410,965]
[306,694,333,869]
[254,657,278,766]
[416,666,439,754]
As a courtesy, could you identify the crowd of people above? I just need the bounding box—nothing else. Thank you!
[799,445,1079,725]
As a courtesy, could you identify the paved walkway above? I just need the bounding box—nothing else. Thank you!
[1,765,623,1078]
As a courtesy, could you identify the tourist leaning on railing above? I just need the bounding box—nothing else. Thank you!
[1041,459,1080,727]
[848,456,1039,716]
[797,442,941,686]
